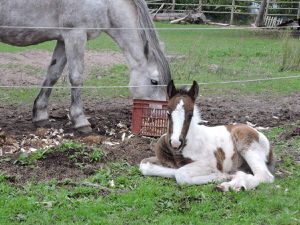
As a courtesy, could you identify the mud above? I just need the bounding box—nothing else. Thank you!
[0,50,299,183]
[0,94,299,183]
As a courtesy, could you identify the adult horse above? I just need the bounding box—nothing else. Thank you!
[0,0,171,132]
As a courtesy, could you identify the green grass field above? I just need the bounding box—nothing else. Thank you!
[0,127,299,224]
[0,23,300,224]
[0,23,300,101]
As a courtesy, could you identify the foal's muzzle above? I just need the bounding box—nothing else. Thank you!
[170,137,184,151]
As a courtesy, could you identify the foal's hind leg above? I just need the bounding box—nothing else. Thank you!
[63,31,91,133]
[218,147,274,192]
[33,41,67,126]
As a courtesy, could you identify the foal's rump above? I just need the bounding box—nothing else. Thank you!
[226,124,274,170]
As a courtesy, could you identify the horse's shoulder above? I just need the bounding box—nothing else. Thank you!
[225,124,259,144]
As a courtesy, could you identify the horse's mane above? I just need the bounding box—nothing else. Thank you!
[133,0,171,85]
[177,86,190,95]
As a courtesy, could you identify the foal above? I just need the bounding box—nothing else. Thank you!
[140,80,275,191]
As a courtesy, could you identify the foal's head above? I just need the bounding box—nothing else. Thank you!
[166,80,199,151]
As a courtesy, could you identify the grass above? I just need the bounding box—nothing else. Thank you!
[14,141,107,167]
[0,24,300,224]
[0,129,299,224]
[0,23,299,102]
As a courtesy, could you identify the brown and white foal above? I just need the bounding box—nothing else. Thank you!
[140,80,275,191]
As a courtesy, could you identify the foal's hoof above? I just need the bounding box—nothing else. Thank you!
[33,120,49,128]
[77,126,92,134]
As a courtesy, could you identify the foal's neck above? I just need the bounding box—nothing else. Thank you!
[191,105,202,125]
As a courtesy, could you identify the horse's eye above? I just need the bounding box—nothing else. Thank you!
[151,79,158,85]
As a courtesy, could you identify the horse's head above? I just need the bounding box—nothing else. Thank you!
[166,80,199,152]
[128,44,171,100]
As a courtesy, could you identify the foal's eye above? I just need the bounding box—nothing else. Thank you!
[151,79,158,85]
[166,110,171,117]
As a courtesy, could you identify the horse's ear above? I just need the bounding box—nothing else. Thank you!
[167,80,177,99]
[188,81,199,101]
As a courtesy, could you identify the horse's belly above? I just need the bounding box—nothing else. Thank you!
[0,29,61,46]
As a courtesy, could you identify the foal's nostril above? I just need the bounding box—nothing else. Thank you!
[170,139,182,149]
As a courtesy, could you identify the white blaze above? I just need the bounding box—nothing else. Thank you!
[171,99,185,148]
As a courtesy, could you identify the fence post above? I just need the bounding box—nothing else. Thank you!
[172,0,176,11]
[199,0,203,12]
[230,0,235,25]
[264,0,270,21]
[297,2,300,19]
[255,0,268,27]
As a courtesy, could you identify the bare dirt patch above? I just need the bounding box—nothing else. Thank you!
[0,50,299,183]
[0,50,125,86]
[0,94,299,183]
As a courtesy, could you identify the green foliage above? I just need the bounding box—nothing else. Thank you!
[14,149,48,166]
[58,141,107,168]
[13,141,106,167]
[1,24,299,101]
[281,34,300,71]
[0,128,300,224]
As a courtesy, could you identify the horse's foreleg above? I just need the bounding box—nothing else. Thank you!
[175,162,230,185]
[140,157,177,178]
[63,31,91,133]
[33,41,67,126]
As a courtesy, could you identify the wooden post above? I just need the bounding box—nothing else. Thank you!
[255,0,268,27]
[172,0,176,12]
[230,0,235,25]
[297,1,300,19]
[198,0,203,12]
[264,0,270,22]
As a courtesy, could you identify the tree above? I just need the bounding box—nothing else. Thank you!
[255,0,268,26]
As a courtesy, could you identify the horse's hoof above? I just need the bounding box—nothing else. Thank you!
[77,126,92,134]
[33,120,49,127]
[216,184,229,192]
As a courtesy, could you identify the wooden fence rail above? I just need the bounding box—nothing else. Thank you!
[146,0,300,25]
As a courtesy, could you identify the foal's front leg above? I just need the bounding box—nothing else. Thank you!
[140,157,177,178]
[63,31,91,133]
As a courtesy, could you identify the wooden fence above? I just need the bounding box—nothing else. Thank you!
[146,0,300,25]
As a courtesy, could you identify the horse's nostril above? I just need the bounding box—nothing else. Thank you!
[170,139,182,149]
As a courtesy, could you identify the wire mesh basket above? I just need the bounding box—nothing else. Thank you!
[132,99,168,137]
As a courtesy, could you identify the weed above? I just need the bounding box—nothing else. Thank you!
[12,141,106,168]
[281,33,300,71]
[14,149,48,166]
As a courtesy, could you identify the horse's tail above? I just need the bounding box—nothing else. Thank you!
[133,0,171,85]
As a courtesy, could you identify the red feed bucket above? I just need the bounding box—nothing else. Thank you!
[132,99,168,137]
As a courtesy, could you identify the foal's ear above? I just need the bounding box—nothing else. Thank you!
[167,80,177,99]
[188,81,199,101]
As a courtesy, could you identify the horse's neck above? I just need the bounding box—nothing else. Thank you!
[187,106,206,138]
[191,106,202,126]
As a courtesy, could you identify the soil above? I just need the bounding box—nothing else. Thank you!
[0,50,299,184]
[0,94,299,183]
[0,50,125,86]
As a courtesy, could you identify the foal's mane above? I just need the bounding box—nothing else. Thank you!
[133,0,171,85]
[177,86,191,96]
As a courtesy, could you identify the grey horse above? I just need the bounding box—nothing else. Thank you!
[0,0,171,132]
